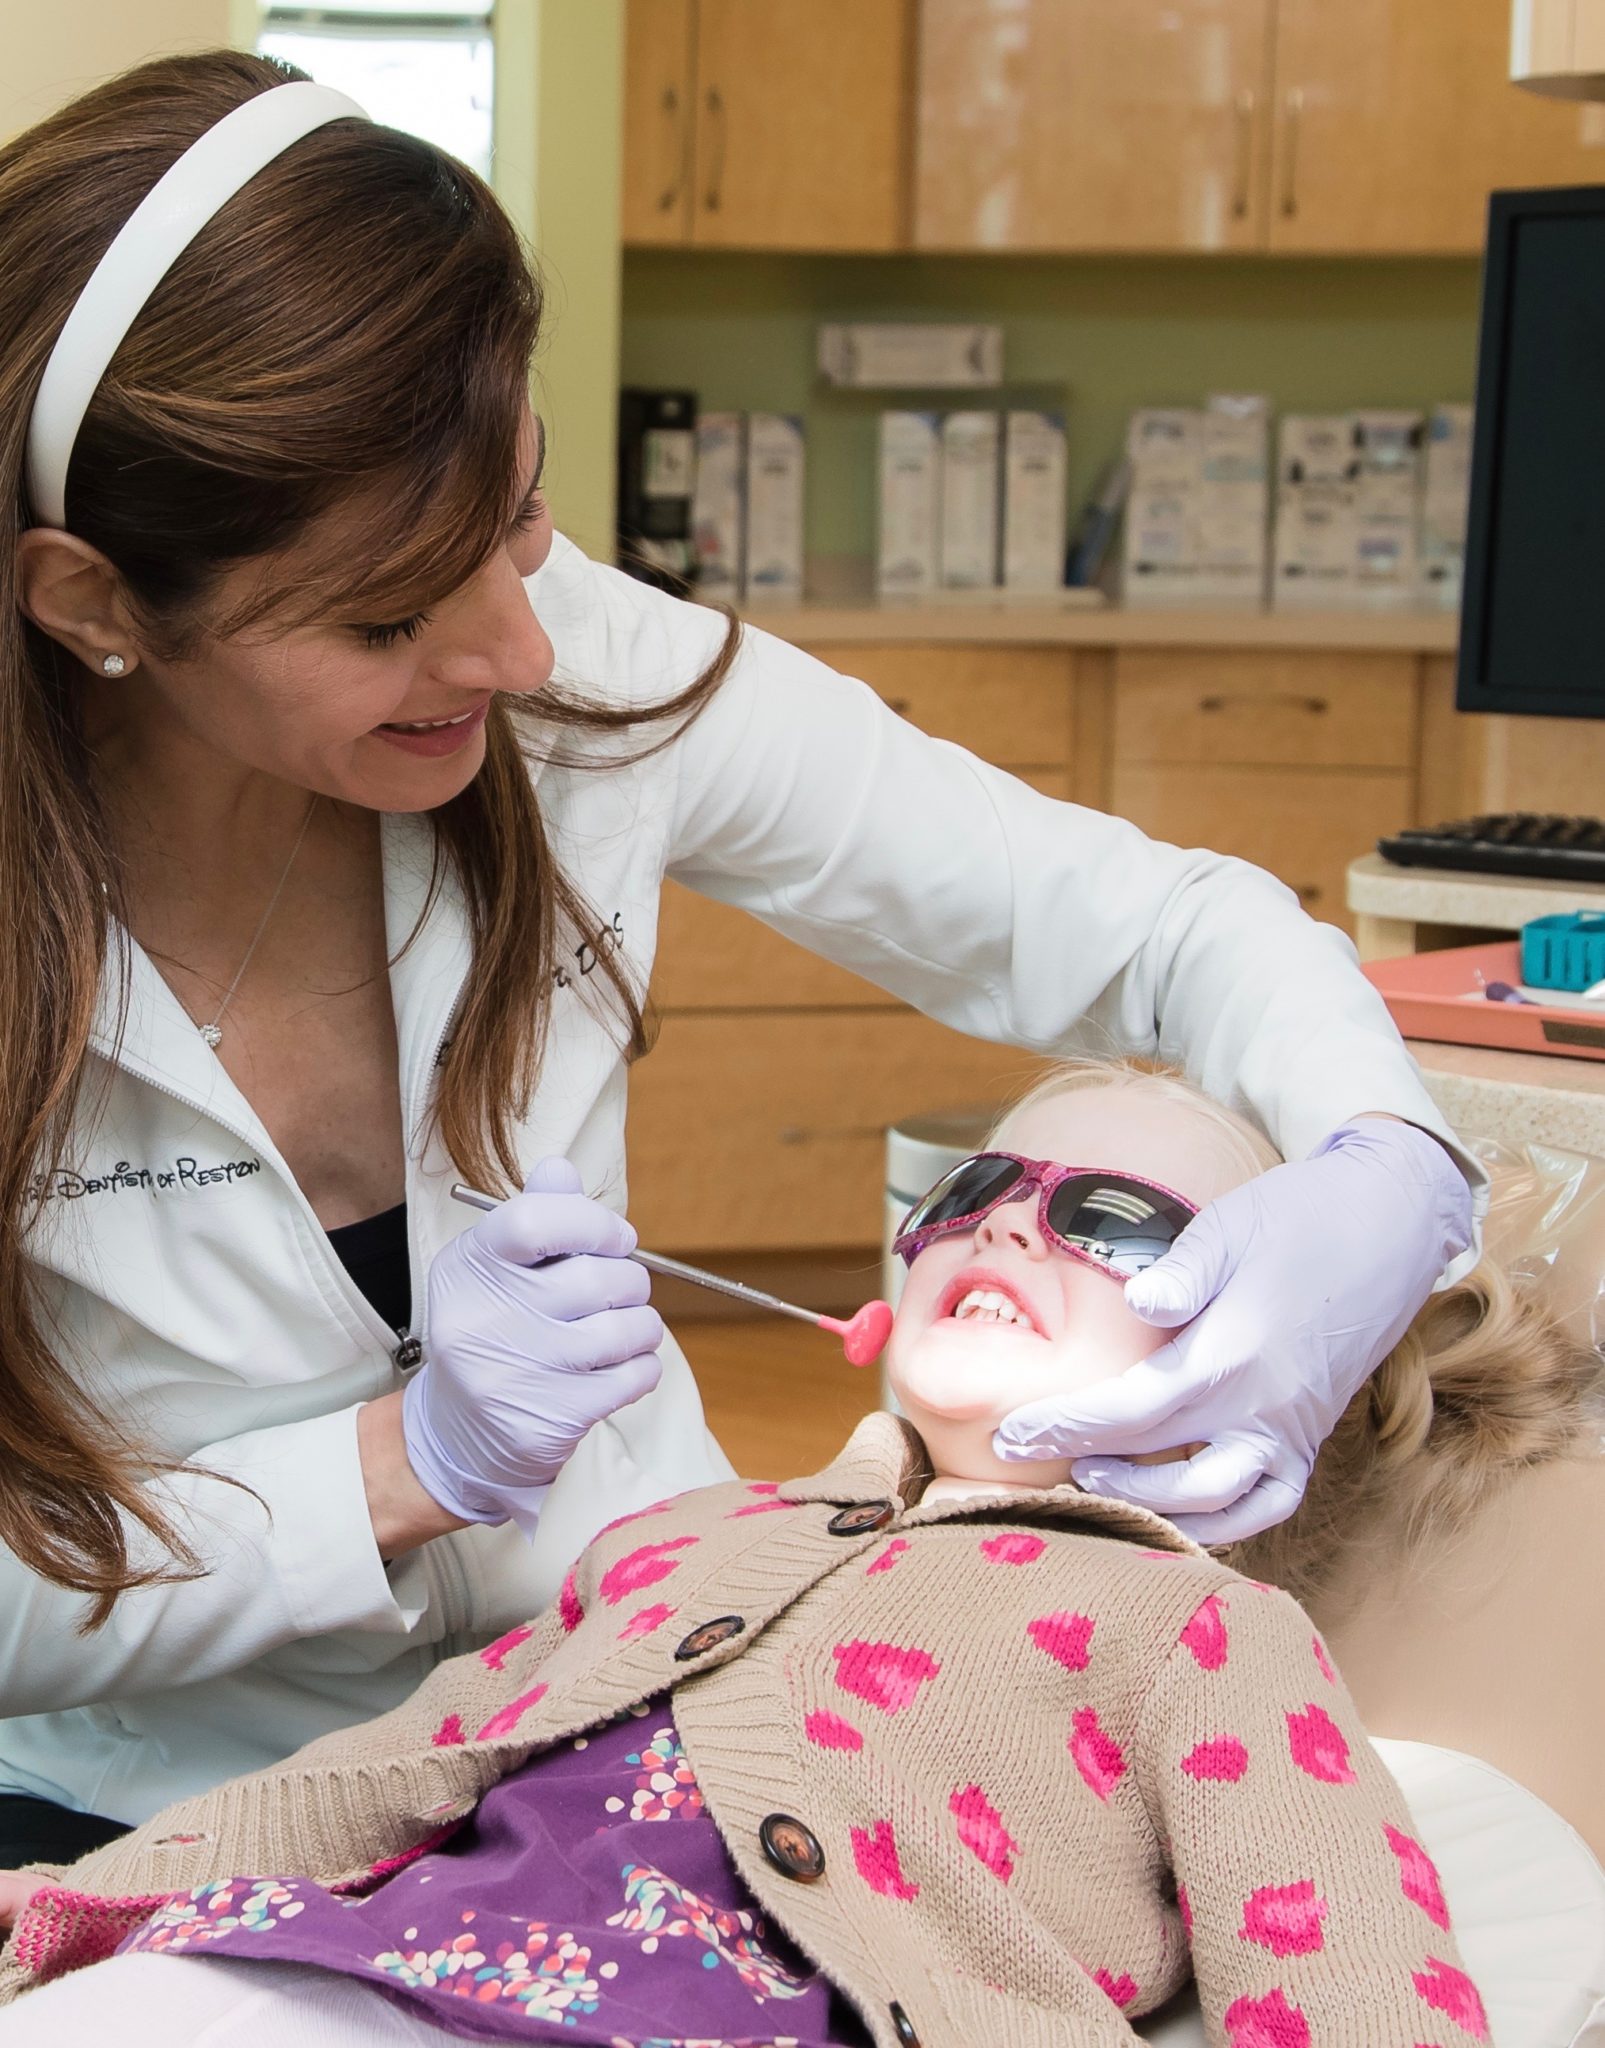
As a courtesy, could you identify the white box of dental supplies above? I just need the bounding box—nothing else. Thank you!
[1420,403,1474,612]
[1352,409,1424,609]
[1197,394,1270,607]
[877,411,943,598]
[1122,409,1203,606]
[1273,413,1361,609]
[743,413,806,603]
[1002,411,1068,592]
[819,322,1004,390]
[939,411,1002,590]
[691,412,745,603]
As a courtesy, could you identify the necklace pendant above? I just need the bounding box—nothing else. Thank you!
[199,1023,223,1049]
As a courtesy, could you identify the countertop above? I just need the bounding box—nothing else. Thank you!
[1411,1037,1605,1157]
[1348,851,1605,927]
[740,597,1460,652]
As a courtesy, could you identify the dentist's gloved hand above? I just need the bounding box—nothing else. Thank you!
[993,1118,1475,1543]
[402,1157,662,1536]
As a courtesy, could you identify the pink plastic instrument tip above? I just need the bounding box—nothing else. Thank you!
[821,1299,895,1368]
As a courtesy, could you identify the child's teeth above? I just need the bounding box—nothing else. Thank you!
[952,1287,1029,1327]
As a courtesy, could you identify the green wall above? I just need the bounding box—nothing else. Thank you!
[621,252,1484,566]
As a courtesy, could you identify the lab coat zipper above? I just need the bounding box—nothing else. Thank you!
[111,1056,414,1374]
[104,1054,487,1642]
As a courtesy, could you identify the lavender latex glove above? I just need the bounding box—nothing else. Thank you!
[993,1118,1475,1543]
[401,1157,662,1536]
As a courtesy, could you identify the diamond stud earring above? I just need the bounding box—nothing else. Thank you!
[101,653,127,678]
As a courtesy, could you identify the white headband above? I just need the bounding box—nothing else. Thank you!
[25,80,371,529]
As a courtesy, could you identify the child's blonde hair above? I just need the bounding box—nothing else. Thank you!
[995,1059,1603,1611]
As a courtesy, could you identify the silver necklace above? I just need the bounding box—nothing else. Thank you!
[196,795,319,1049]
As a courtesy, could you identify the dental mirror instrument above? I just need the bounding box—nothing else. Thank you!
[449,1183,893,1367]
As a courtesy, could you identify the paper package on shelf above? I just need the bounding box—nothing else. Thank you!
[939,410,1002,590]
[691,412,745,603]
[877,411,943,599]
[1353,409,1425,609]
[1273,413,1361,609]
[743,413,806,603]
[1420,403,1474,613]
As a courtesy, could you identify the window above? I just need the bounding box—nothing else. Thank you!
[258,0,494,180]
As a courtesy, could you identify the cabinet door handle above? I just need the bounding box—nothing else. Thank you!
[1232,88,1256,221]
[1280,86,1305,219]
[657,85,685,214]
[1296,884,1324,906]
[1199,692,1329,716]
[703,86,728,213]
[883,694,912,717]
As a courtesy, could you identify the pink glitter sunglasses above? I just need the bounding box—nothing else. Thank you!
[893,1151,1198,1283]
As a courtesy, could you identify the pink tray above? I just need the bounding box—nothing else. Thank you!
[1364,941,1605,1063]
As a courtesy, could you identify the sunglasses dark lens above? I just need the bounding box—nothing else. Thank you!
[1043,1175,1193,1275]
[901,1155,1025,1240]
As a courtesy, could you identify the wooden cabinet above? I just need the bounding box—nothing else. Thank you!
[1108,650,1418,935]
[628,632,1429,1253]
[621,0,697,245]
[622,0,913,251]
[632,641,1074,1250]
[1110,761,1414,932]
[914,0,1605,256]
[1267,0,1605,255]
[916,0,1275,254]
[628,1010,1038,1250]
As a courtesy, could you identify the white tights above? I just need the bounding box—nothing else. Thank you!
[0,1953,453,2044]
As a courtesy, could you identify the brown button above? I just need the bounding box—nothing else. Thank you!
[889,2002,920,2047]
[672,1614,745,1662]
[758,1812,826,1882]
[827,1500,895,1536]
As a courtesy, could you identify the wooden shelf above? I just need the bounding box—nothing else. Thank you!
[740,599,1459,653]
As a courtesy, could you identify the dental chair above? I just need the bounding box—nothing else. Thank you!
[1151,1137,1605,2046]
[882,1124,1605,2046]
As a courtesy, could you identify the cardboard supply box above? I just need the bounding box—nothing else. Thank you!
[1123,401,1267,608]
[1273,413,1360,609]
[1122,409,1203,606]
[1352,409,1424,610]
[1002,411,1068,592]
[691,413,745,603]
[878,411,943,598]
[819,321,1004,389]
[1420,403,1474,613]
[1197,395,1270,608]
[743,414,806,602]
[940,411,1002,590]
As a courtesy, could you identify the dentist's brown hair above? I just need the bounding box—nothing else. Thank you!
[0,50,735,1624]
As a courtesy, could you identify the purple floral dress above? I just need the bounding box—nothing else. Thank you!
[118,1694,870,2048]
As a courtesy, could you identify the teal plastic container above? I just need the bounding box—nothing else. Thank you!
[1520,912,1605,993]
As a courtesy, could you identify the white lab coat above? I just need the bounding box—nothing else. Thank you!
[2,533,1482,1825]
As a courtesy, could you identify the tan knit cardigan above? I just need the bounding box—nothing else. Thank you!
[0,1414,1489,2047]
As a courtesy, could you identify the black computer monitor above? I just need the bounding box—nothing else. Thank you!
[1458,185,1605,720]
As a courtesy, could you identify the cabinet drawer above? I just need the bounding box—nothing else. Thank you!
[627,1011,1043,1251]
[803,643,1074,766]
[1112,651,1417,770]
[1110,763,1415,936]
[654,769,1071,1011]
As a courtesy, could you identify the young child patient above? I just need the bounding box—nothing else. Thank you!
[0,1062,1593,2048]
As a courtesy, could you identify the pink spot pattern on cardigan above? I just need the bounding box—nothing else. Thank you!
[0,1418,1492,2046]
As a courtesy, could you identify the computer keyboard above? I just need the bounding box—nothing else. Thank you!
[1378,814,1605,883]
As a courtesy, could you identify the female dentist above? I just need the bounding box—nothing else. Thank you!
[0,53,1477,1868]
